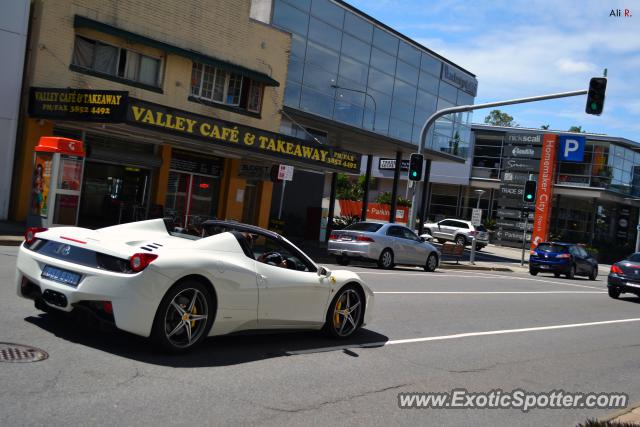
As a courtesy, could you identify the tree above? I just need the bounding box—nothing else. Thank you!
[540,124,550,130]
[484,109,517,127]
[568,125,585,133]
[448,131,461,156]
[335,173,375,201]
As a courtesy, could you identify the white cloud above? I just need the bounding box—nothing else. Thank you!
[556,59,596,74]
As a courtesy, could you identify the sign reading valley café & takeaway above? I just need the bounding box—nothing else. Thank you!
[127,99,361,172]
[27,88,361,173]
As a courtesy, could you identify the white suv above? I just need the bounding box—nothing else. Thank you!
[422,219,489,250]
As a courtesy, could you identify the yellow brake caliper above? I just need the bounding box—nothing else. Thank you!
[334,298,342,327]
[191,306,197,328]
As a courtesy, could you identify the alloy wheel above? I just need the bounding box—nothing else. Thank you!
[331,289,363,337]
[163,288,209,349]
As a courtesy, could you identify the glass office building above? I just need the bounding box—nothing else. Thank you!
[269,0,477,157]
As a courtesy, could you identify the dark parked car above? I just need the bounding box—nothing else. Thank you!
[607,252,640,299]
[529,242,598,279]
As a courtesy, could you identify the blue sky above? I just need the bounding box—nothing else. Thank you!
[347,0,640,141]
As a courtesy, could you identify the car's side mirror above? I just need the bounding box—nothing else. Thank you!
[317,266,331,277]
[419,236,425,242]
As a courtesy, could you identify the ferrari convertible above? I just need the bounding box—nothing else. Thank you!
[16,219,374,352]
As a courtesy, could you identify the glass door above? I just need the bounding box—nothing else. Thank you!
[165,171,191,227]
[165,171,218,230]
[186,174,216,229]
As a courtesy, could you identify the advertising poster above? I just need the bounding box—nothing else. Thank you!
[58,157,83,190]
[31,153,53,217]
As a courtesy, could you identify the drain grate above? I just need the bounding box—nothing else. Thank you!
[0,343,49,363]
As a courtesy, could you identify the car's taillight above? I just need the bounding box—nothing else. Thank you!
[356,235,374,242]
[469,230,478,236]
[556,253,570,259]
[329,233,339,240]
[24,227,48,244]
[129,253,158,272]
[610,265,623,275]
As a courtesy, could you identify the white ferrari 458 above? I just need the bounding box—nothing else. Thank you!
[16,219,374,352]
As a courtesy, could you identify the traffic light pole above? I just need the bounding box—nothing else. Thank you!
[410,88,588,233]
[521,214,529,267]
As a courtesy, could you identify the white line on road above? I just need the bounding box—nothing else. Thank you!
[470,271,604,290]
[285,318,640,355]
[374,291,605,294]
[356,270,604,290]
[384,318,640,346]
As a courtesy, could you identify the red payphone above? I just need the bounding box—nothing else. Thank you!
[27,137,86,227]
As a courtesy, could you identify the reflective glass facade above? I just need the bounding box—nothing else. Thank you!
[271,0,475,156]
[472,132,640,197]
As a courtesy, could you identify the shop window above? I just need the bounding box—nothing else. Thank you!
[72,36,162,88]
[190,62,264,114]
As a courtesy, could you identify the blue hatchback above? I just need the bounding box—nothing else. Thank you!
[529,242,598,280]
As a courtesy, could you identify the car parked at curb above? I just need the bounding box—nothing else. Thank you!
[328,222,440,271]
[529,242,598,279]
[422,219,489,249]
[607,252,640,299]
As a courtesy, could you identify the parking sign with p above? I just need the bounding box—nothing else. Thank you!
[559,135,586,162]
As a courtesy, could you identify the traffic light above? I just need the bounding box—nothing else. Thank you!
[523,180,537,202]
[408,153,423,181]
[585,77,607,115]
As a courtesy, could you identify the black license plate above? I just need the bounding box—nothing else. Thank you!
[41,265,81,287]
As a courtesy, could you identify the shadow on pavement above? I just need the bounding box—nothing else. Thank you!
[25,314,388,367]
[618,296,640,304]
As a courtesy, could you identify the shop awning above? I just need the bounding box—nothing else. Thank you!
[73,15,279,87]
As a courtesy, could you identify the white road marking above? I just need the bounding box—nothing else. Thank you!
[355,270,604,290]
[470,271,604,290]
[383,318,640,346]
[285,318,640,355]
[374,291,605,294]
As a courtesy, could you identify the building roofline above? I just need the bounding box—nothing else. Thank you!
[470,123,640,150]
[333,0,476,78]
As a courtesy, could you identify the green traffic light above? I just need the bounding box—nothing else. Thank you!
[412,171,417,177]
[527,195,533,200]
[591,102,598,111]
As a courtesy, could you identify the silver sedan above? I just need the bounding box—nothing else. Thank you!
[328,222,440,271]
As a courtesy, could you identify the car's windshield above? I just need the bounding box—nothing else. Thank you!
[345,222,383,232]
[536,244,568,253]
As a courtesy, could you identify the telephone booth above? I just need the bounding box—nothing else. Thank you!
[27,137,86,227]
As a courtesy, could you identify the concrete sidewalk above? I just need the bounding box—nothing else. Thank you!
[0,220,24,246]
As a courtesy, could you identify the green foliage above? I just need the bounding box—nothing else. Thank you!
[375,192,412,207]
[332,215,360,229]
[568,125,586,133]
[336,174,375,201]
[482,218,497,230]
[484,109,517,127]
[448,131,460,156]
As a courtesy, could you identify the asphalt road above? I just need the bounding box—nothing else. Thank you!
[1,245,639,426]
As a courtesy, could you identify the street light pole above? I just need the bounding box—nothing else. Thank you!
[475,189,485,210]
[330,84,377,128]
[411,88,589,234]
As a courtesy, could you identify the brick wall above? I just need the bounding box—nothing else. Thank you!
[26,0,290,132]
